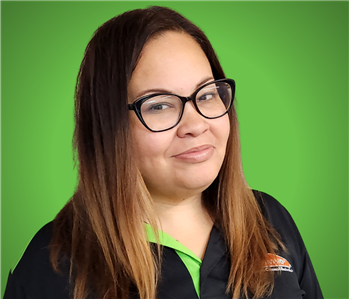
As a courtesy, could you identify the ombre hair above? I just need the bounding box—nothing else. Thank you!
[50,6,284,299]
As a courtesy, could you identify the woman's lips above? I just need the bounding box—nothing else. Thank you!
[173,145,214,162]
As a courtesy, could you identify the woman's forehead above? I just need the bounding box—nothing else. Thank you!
[129,31,213,99]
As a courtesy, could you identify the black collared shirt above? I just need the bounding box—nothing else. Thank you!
[4,192,323,299]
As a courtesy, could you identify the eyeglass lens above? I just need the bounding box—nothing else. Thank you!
[140,81,232,131]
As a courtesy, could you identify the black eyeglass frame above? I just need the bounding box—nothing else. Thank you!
[128,78,235,132]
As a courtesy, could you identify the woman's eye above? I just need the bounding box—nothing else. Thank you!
[198,93,216,101]
[146,103,172,112]
[152,104,167,110]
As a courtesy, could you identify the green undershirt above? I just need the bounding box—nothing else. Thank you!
[145,224,202,298]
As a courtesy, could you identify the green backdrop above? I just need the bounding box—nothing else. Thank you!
[1,1,348,298]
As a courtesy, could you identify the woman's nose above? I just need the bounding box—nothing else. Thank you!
[176,101,209,138]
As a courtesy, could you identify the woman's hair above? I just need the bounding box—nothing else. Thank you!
[50,6,284,299]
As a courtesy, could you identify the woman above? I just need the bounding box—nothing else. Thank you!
[4,6,323,299]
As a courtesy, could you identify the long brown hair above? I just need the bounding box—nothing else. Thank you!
[50,6,284,299]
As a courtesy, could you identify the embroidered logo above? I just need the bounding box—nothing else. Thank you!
[265,253,293,272]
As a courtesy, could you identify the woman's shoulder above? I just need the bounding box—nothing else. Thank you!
[12,222,54,274]
[252,190,306,251]
[253,189,287,212]
[252,190,306,268]
[252,190,299,233]
[4,221,71,299]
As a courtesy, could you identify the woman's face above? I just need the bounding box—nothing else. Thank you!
[128,31,230,202]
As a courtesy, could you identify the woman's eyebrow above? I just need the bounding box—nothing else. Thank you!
[134,76,215,100]
[134,88,171,99]
[195,76,215,89]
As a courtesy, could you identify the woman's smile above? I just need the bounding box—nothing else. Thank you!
[172,144,214,163]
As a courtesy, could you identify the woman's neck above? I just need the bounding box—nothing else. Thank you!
[153,193,213,259]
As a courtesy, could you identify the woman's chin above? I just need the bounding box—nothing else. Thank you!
[176,175,217,196]
[178,165,220,189]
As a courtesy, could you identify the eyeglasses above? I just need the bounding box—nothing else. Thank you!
[128,78,235,132]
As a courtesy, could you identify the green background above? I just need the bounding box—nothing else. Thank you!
[1,1,348,298]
